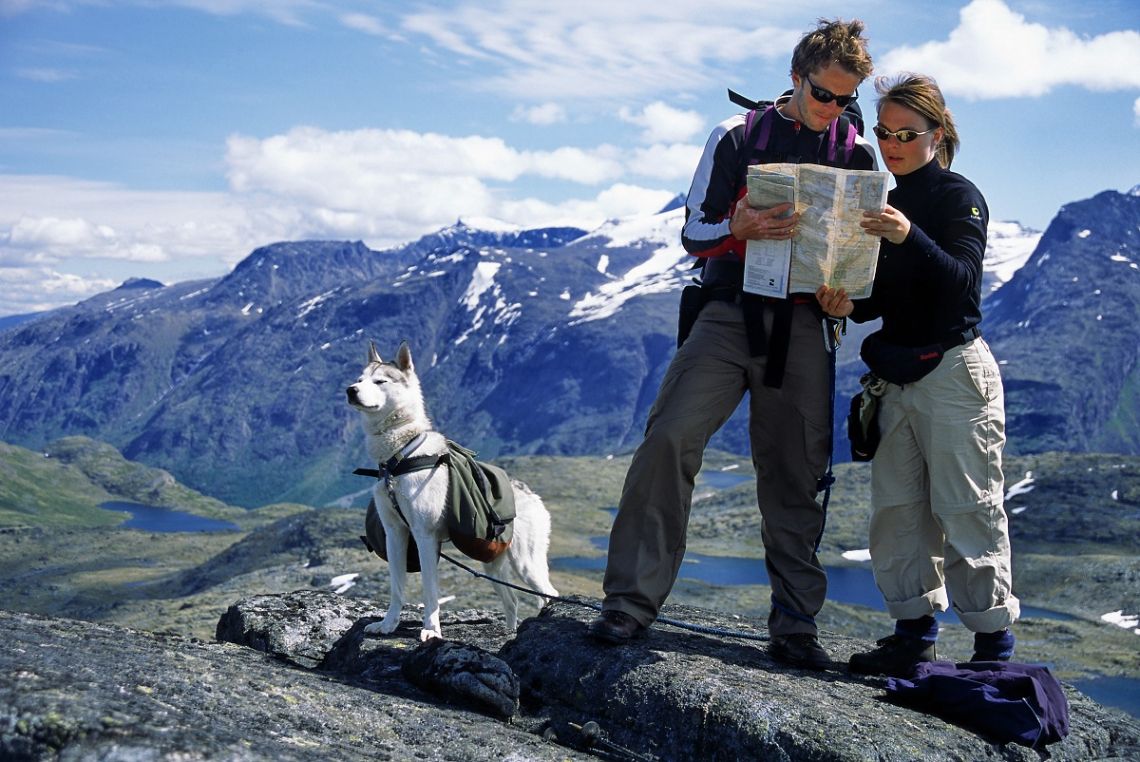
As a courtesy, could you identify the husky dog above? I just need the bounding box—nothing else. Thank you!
[346,341,559,641]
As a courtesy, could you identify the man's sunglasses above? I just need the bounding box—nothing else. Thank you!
[804,74,859,107]
[872,124,935,143]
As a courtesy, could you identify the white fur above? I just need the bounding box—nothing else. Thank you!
[345,341,558,641]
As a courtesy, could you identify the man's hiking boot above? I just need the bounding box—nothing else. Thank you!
[769,633,831,671]
[588,610,645,644]
[848,634,936,677]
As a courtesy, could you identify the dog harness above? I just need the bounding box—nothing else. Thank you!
[355,432,516,565]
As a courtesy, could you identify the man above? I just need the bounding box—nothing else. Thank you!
[589,18,878,671]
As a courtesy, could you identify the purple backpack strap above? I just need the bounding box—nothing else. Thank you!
[829,115,857,164]
[844,119,858,161]
[753,105,774,151]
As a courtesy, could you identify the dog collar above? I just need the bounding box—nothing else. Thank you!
[353,431,440,480]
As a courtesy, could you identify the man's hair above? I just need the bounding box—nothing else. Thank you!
[875,73,960,168]
[790,18,873,81]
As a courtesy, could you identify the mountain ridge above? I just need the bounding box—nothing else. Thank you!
[0,190,1133,507]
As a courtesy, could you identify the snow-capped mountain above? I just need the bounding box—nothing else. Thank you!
[0,192,1133,507]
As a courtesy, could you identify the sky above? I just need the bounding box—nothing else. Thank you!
[1,0,1138,317]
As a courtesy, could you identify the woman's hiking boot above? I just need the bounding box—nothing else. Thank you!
[971,628,1015,662]
[848,634,936,677]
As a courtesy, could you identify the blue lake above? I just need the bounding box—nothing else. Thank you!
[555,475,1140,720]
[555,544,1140,718]
[100,501,239,533]
[554,543,1071,623]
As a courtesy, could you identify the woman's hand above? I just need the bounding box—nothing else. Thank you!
[731,201,799,241]
[815,285,853,318]
[860,204,910,245]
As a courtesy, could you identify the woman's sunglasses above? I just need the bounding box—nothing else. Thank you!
[872,124,934,143]
[804,74,859,107]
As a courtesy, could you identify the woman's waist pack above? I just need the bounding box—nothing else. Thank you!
[860,327,980,386]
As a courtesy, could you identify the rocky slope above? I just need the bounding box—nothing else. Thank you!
[3,590,1139,761]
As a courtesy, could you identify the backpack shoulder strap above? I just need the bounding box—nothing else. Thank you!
[826,114,860,166]
[736,105,776,179]
[843,115,858,162]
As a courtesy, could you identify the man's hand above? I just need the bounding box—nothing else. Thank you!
[815,285,853,318]
[731,201,799,241]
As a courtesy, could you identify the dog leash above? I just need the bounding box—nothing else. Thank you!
[437,550,770,643]
[355,436,769,643]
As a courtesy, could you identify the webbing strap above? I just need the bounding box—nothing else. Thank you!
[753,105,774,154]
[814,317,842,552]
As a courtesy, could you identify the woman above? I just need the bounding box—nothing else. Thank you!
[816,73,1019,677]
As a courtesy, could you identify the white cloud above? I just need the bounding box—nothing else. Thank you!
[1134,97,1140,127]
[877,0,1140,99]
[16,67,77,82]
[399,3,800,100]
[223,126,635,235]
[0,175,259,271]
[626,143,703,181]
[163,0,317,26]
[618,101,705,144]
[496,183,674,231]
[510,102,568,125]
[0,266,117,315]
[339,12,385,36]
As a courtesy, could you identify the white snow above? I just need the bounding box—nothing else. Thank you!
[1005,471,1035,500]
[454,260,520,345]
[568,244,688,324]
[1101,610,1140,635]
[579,207,684,249]
[984,221,1040,293]
[297,289,336,319]
[458,216,521,233]
[842,549,872,562]
[460,261,502,311]
[329,572,359,595]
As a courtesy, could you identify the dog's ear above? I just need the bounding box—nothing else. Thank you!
[396,341,414,373]
[368,341,383,365]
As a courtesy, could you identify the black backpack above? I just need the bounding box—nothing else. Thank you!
[727,88,865,171]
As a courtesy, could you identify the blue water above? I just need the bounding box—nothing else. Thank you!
[100,501,239,533]
[698,469,753,491]
[554,545,1070,622]
[1071,676,1140,719]
[557,545,1140,718]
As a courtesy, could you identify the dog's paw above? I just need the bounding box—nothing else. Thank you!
[419,628,443,642]
[365,618,399,636]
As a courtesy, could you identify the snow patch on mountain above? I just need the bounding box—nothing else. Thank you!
[579,207,685,249]
[568,209,688,324]
[984,221,1041,294]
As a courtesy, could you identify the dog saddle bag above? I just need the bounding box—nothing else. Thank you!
[358,439,516,569]
[444,441,515,563]
[362,496,428,572]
